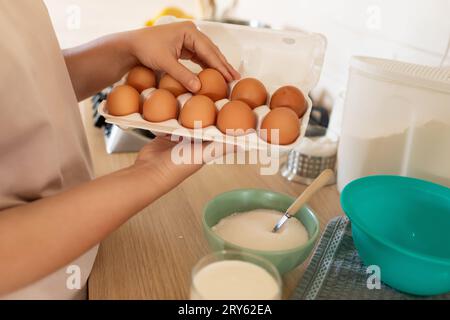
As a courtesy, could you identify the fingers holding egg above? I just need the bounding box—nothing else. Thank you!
[197,68,228,102]
[159,74,189,97]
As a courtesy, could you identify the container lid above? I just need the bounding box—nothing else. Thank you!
[156,17,327,94]
[350,56,450,94]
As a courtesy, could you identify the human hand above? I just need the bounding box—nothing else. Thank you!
[126,21,240,92]
[134,137,196,188]
[134,136,239,192]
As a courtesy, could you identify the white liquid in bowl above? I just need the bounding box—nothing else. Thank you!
[191,260,280,300]
[212,209,309,251]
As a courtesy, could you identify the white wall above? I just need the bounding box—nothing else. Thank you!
[227,0,450,99]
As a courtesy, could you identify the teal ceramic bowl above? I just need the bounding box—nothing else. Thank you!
[341,175,450,296]
[202,189,320,275]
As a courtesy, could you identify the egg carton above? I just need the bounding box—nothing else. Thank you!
[99,17,327,152]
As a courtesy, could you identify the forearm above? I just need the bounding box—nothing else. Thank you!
[0,163,176,295]
[63,31,138,101]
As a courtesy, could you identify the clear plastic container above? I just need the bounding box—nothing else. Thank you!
[337,56,450,191]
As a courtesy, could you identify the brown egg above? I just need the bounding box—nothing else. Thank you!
[260,107,300,145]
[179,95,217,129]
[231,78,268,109]
[159,74,188,97]
[143,89,178,122]
[127,66,156,93]
[197,68,228,101]
[217,101,256,136]
[270,86,307,118]
[106,85,140,116]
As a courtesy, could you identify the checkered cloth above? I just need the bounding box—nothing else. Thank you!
[292,216,450,300]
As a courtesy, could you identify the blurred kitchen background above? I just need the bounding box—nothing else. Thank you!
[44,0,450,106]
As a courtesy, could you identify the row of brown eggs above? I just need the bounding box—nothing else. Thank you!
[106,66,307,145]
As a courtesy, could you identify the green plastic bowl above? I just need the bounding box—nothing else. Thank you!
[341,175,450,296]
[202,189,320,275]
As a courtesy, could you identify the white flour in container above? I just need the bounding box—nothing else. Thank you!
[338,121,450,188]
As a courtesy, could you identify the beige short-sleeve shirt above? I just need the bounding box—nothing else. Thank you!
[0,0,98,299]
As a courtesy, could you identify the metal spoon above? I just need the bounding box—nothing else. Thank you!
[272,169,335,233]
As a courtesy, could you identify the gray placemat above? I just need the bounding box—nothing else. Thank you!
[292,216,450,300]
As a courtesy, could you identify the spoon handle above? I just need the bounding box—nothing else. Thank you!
[286,169,334,216]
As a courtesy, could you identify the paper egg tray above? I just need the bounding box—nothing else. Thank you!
[98,81,312,152]
[98,17,326,152]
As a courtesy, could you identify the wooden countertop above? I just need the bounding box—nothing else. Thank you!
[80,101,344,300]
